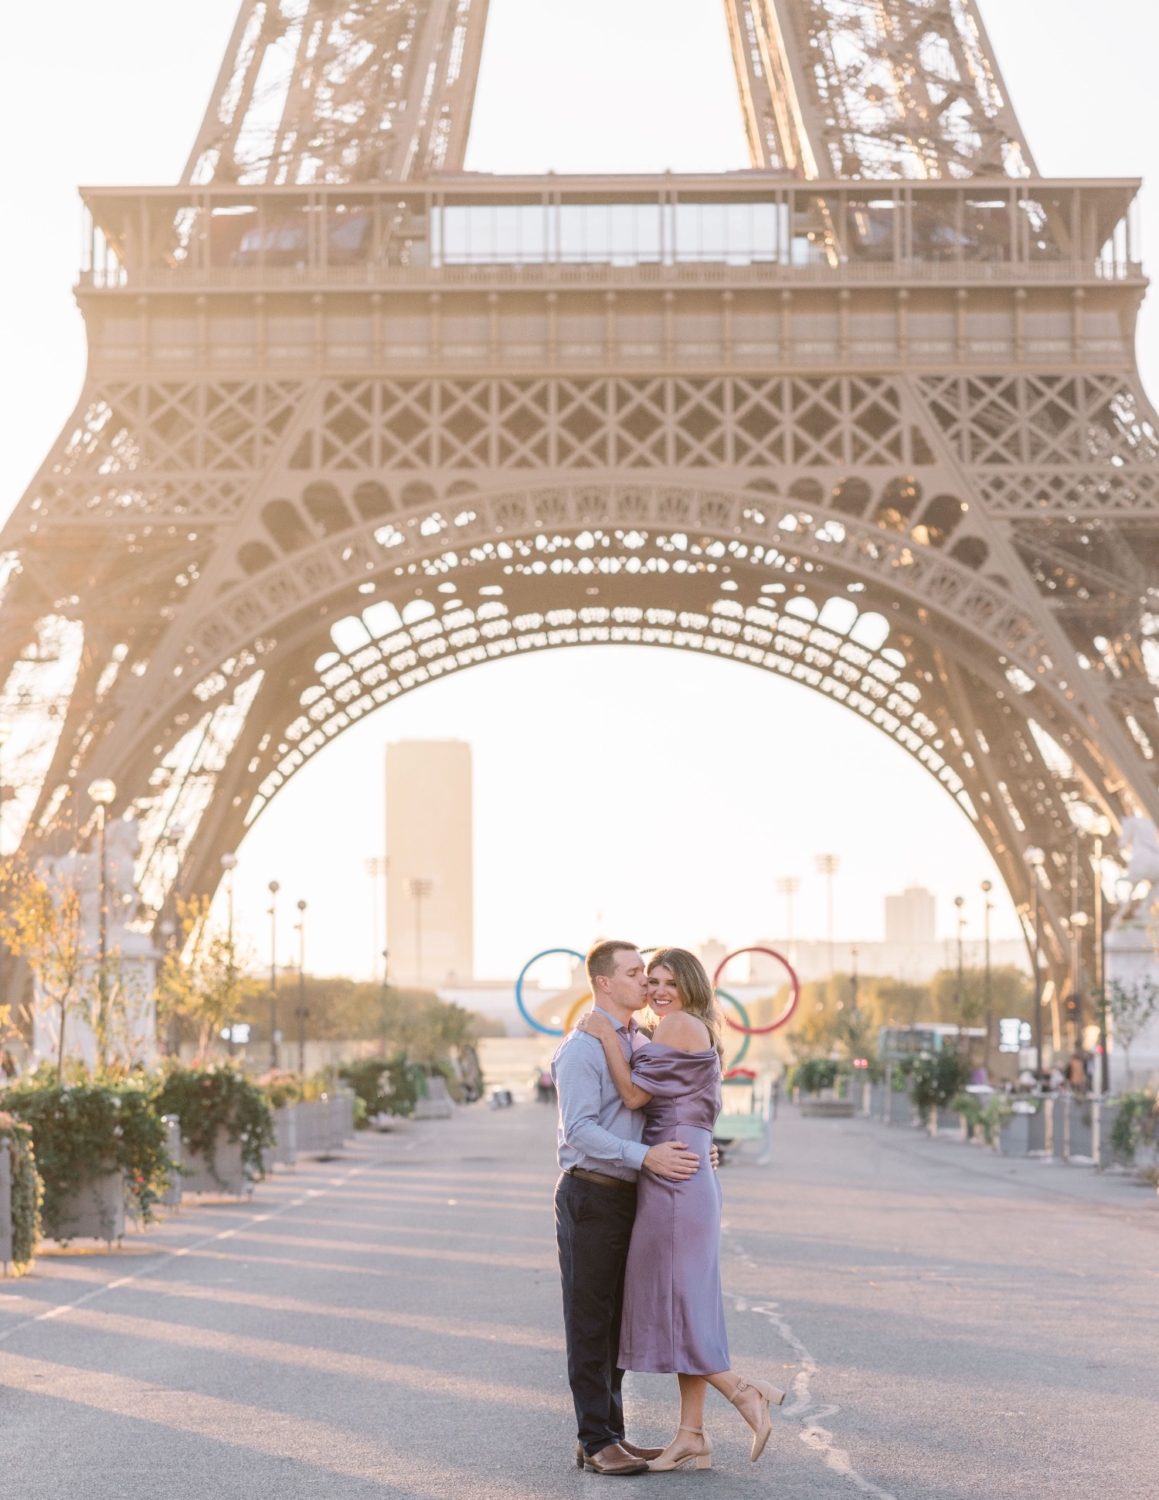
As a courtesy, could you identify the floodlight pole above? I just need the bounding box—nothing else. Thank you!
[981,880,993,1073]
[296,899,308,1076]
[268,880,280,1070]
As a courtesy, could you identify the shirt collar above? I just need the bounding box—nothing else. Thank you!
[593,1003,636,1036]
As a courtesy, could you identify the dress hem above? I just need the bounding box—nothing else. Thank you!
[619,1357,729,1377]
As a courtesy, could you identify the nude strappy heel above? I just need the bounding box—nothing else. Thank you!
[729,1377,786,1462]
[647,1425,713,1471]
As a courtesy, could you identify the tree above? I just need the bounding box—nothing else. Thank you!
[929,966,1032,1029]
[1106,978,1159,1089]
[157,897,257,1058]
[0,862,87,1080]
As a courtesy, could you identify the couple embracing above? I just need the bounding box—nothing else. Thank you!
[551,941,784,1476]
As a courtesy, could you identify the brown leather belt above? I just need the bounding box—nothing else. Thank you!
[570,1167,637,1194]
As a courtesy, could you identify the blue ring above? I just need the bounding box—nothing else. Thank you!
[516,948,587,1036]
[716,990,752,1072]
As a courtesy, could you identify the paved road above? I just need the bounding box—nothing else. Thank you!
[1,1102,1157,1498]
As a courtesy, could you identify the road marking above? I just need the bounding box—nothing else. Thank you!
[0,1163,365,1348]
[724,1234,896,1499]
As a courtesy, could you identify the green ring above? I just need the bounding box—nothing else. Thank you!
[715,990,752,1072]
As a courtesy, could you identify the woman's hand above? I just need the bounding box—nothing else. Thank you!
[577,1008,615,1042]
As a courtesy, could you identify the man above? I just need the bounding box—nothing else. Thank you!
[552,940,701,1476]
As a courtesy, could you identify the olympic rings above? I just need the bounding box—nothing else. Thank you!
[515,948,586,1036]
[715,990,752,1071]
[564,990,595,1031]
[712,947,800,1035]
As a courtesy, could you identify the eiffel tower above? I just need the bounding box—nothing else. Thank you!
[3,0,1157,994]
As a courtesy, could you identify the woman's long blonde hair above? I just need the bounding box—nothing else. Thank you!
[647,948,724,1062]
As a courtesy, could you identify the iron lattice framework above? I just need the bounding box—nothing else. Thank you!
[3,1,1158,992]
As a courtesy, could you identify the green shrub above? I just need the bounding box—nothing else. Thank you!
[950,1090,1012,1147]
[339,1055,425,1118]
[0,1111,42,1272]
[950,1090,983,1129]
[1,1083,172,1238]
[793,1058,841,1096]
[1110,1090,1159,1160]
[156,1064,274,1186]
[338,1058,393,1120]
[907,1050,972,1122]
[258,1070,304,1110]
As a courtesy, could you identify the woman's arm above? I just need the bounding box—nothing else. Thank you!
[577,1012,653,1108]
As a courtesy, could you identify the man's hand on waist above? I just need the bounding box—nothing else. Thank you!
[643,1140,699,1181]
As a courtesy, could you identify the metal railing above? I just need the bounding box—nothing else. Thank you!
[80,257,1143,294]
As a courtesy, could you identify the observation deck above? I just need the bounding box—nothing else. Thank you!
[76,173,1144,376]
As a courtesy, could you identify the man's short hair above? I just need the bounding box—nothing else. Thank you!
[586,939,640,987]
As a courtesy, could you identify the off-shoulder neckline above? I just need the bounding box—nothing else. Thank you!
[637,1041,717,1056]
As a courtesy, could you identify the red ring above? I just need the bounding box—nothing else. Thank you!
[712,947,800,1035]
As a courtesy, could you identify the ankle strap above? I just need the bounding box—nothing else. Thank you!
[677,1425,703,1434]
[730,1379,750,1402]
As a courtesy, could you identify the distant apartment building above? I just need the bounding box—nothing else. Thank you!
[885,885,936,946]
[386,740,474,986]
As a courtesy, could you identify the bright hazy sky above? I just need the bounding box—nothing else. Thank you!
[0,1,1154,979]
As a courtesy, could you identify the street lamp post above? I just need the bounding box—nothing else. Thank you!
[1090,816,1111,1097]
[1024,846,1046,1079]
[295,899,308,1076]
[88,778,117,1069]
[268,880,280,1071]
[981,880,993,1073]
[776,876,801,965]
[954,895,966,1022]
[815,855,839,979]
[220,853,238,943]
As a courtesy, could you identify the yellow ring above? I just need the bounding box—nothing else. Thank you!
[564,991,594,1031]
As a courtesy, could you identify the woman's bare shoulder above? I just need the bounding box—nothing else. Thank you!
[652,1012,711,1052]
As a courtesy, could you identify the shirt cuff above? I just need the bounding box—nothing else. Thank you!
[622,1140,648,1172]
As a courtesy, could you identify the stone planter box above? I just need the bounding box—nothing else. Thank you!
[263,1104,297,1172]
[882,1091,918,1127]
[414,1076,454,1120]
[54,1170,125,1245]
[295,1099,340,1154]
[0,1140,12,1272]
[1000,1101,1044,1157]
[799,1098,856,1118]
[296,1094,356,1154]
[181,1129,246,1196]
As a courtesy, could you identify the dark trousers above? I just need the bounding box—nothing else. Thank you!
[555,1172,638,1457]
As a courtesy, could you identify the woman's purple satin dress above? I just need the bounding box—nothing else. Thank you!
[618,1043,729,1376]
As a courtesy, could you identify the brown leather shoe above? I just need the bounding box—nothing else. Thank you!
[581,1443,650,1475]
[577,1440,662,1467]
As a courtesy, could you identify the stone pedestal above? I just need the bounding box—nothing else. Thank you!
[799,1098,856,1118]
[1105,918,1159,1093]
[159,1116,183,1208]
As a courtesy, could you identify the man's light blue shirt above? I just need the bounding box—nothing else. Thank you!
[551,1005,648,1181]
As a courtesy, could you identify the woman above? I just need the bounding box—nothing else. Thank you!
[578,948,784,1472]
